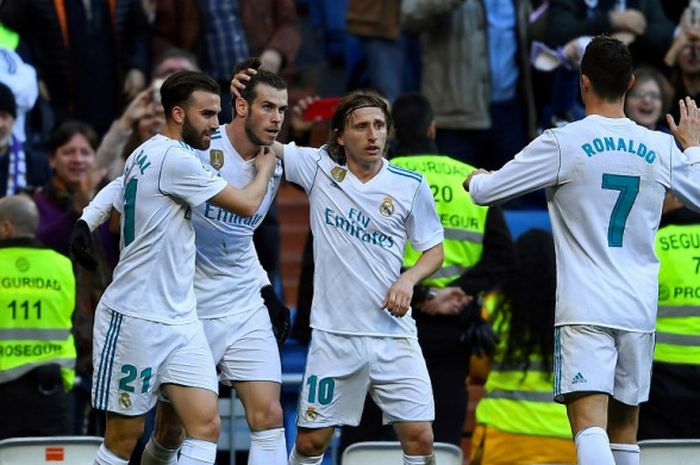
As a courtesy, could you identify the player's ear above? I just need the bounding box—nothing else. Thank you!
[171,105,185,125]
[235,97,249,118]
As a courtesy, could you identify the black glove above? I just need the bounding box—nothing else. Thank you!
[69,220,97,271]
[458,299,498,357]
[261,285,291,347]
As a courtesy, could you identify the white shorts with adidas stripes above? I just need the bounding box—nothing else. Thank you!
[553,325,654,406]
[91,303,218,416]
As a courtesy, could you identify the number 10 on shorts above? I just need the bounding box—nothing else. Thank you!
[306,375,335,405]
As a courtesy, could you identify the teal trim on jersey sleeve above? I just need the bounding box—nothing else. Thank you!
[387,164,422,183]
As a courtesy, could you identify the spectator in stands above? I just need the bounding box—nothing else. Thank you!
[664,4,700,123]
[152,0,301,122]
[401,0,536,171]
[471,229,576,465]
[624,66,673,131]
[345,0,404,102]
[0,194,76,440]
[152,47,199,79]
[0,82,50,196]
[545,0,674,65]
[34,120,115,434]
[0,46,38,143]
[0,0,150,136]
[638,194,700,440]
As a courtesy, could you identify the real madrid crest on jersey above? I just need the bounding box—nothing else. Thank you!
[331,166,347,183]
[379,196,395,217]
[210,149,224,170]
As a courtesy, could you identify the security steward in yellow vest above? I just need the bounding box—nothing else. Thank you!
[0,195,76,439]
[471,230,575,465]
[340,94,515,452]
[639,195,700,439]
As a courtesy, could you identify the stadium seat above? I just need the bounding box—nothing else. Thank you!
[341,441,463,465]
[0,436,102,465]
[639,439,700,464]
[503,209,551,239]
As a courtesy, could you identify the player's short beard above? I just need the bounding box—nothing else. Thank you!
[244,118,267,147]
[182,117,209,150]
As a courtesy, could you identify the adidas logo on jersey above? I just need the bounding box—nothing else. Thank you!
[572,372,587,384]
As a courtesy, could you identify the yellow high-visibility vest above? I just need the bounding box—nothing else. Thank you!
[0,243,76,390]
[476,294,571,438]
[654,224,700,364]
[392,156,488,288]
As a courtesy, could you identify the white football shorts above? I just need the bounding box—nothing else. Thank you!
[202,306,281,384]
[553,324,654,405]
[296,330,434,428]
[92,304,218,415]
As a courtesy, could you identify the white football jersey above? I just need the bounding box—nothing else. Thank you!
[99,134,227,324]
[192,125,283,318]
[284,143,444,337]
[470,115,700,332]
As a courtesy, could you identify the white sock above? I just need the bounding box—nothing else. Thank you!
[249,427,287,465]
[288,445,324,465]
[94,443,130,465]
[177,438,217,465]
[141,437,179,465]
[611,443,640,465]
[575,426,615,465]
[403,453,436,465]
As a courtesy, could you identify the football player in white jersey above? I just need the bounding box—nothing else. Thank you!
[84,71,277,465]
[465,36,700,465]
[138,68,291,465]
[77,67,291,465]
[265,91,445,465]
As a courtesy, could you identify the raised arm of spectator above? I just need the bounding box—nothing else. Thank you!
[95,88,156,180]
[546,0,616,47]
[253,0,301,73]
[641,2,674,51]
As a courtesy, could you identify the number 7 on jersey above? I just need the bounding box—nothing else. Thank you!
[601,173,640,248]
